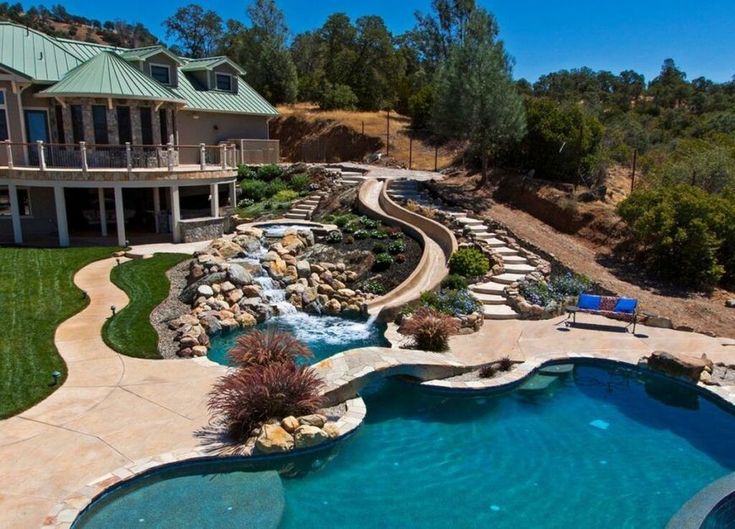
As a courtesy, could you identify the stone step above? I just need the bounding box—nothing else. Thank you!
[482,304,520,320]
[494,246,519,256]
[478,237,506,247]
[470,281,507,295]
[456,217,485,226]
[504,263,536,274]
[445,210,468,217]
[493,273,528,285]
[501,255,528,264]
[291,208,315,215]
[284,212,308,220]
[470,292,508,305]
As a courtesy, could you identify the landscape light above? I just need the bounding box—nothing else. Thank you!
[111,305,117,317]
[51,370,61,385]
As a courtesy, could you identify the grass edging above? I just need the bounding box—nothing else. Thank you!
[102,253,190,359]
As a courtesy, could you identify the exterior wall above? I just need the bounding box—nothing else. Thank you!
[0,80,29,145]
[0,186,56,243]
[143,54,180,88]
[177,111,269,164]
[209,64,240,93]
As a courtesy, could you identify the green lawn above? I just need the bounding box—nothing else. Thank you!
[0,246,114,419]
[102,253,190,359]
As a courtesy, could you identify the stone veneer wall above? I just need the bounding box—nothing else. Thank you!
[179,217,225,243]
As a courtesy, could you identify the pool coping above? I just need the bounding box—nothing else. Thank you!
[42,396,366,529]
[667,472,735,529]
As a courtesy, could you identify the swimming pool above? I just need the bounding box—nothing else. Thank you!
[207,312,390,366]
[71,362,735,529]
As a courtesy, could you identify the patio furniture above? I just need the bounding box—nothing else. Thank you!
[565,294,638,333]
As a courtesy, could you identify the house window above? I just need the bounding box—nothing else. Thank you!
[70,105,84,143]
[0,90,9,141]
[150,64,171,85]
[159,108,168,144]
[140,107,153,145]
[215,73,232,91]
[54,105,65,144]
[117,106,132,144]
[0,186,32,216]
[92,106,109,144]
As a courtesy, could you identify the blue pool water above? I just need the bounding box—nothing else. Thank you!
[72,363,735,529]
[207,312,389,366]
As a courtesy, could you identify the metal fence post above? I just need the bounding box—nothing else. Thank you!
[434,145,438,172]
[220,143,226,170]
[80,141,88,172]
[125,142,132,175]
[408,137,413,170]
[5,140,13,169]
[167,142,174,172]
[37,140,46,170]
[200,143,206,170]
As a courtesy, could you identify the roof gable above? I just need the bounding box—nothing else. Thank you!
[181,56,245,76]
[121,46,183,65]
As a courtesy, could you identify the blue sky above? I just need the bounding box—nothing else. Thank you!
[25,0,735,83]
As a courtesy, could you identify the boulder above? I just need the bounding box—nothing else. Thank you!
[168,314,199,329]
[227,264,253,287]
[255,424,294,454]
[236,226,264,239]
[197,285,214,297]
[726,299,735,309]
[298,414,327,428]
[227,289,244,304]
[317,283,335,296]
[647,351,713,383]
[281,416,300,433]
[296,260,311,279]
[241,285,262,298]
[324,299,341,315]
[268,259,288,278]
[220,281,236,293]
[191,345,208,357]
[322,422,340,438]
[281,233,306,253]
[236,312,257,327]
[293,425,329,449]
[231,234,261,253]
[220,318,240,331]
[210,239,243,259]
[262,251,280,262]
[179,272,228,304]
[199,314,222,334]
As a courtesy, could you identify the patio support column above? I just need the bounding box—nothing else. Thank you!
[53,184,69,247]
[228,180,237,208]
[153,187,161,233]
[114,186,126,248]
[8,182,23,244]
[210,183,219,218]
[170,185,181,243]
[98,188,108,237]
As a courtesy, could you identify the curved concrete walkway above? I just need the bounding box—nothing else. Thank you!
[0,257,225,529]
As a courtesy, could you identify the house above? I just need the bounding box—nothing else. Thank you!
[0,22,280,247]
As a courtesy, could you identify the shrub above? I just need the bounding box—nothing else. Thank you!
[237,164,257,180]
[240,179,269,201]
[332,214,357,228]
[343,221,360,234]
[237,198,255,209]
[419,289,482,316]
[372,230,389,239]
[373,252,394,271]
[228,330,312,368]
[364,281,386,295]
[354,229,370,240]
[372,242,388,254]
[272,190,299,203]
[479,365,497,378]
[519,273,592,307]
[398,307,460,352]
[257,164,283,181]
[441,274,468,290]
[449,247,490,278]
[388,227,404,239]
[388,240,406,254]
[266,178,288,197]
[618,185,734,289]
[498,357,513,371]
[289,174,311,192]
[208,363,323,442]
[360,216,379,230]
[326,230,343,244]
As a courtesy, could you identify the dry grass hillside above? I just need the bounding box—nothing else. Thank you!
[274,103,459,170]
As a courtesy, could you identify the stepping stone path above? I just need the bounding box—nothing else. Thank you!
[284,191,327,220]
[386,179,540,321]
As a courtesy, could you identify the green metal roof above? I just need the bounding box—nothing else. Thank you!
[0,22,83,81]
[0,22,277,116]
[180,56,245,75]
[121,46,183,65]
[174,70,277,115]
[38,52,185,103]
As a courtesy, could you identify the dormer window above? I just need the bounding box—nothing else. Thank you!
[215,72,233,92]
[150,64,171,85]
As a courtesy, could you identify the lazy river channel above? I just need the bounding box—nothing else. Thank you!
[72,362,735,529]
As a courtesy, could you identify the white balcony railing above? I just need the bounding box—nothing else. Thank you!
[1,140,239,175]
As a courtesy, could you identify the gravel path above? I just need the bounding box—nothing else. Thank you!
[150,259,192,359]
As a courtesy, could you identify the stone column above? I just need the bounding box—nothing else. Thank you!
[98,187,108,237]
[53,185,70,247]
[210,183,219,218]
[153,187,161,233]
[228,180,237,207]
[8,182,23,244]
[114,186,126,247]
[170,185,181,243]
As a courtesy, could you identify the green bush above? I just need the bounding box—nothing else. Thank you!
[388,240,406,254]
[237,164,257,180]
[237,198,255,209]
[373,253,394,271]
[364,281,386,295]
[257,164,283,181]
[354,229,370,240]
[326,230,343,243]
[272,190,299,203]
[441,274,469,290]
[360,216,379,229]
[419,289,482,316]
[372,242,388,254]
[331,214,358,228]
[289,174,311,192]
[372,230,389,239]
[448,247,490,278]
[240,179,269,201]
[618,185,735,289]
[519,273,592,307]
[266,178,288,197]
